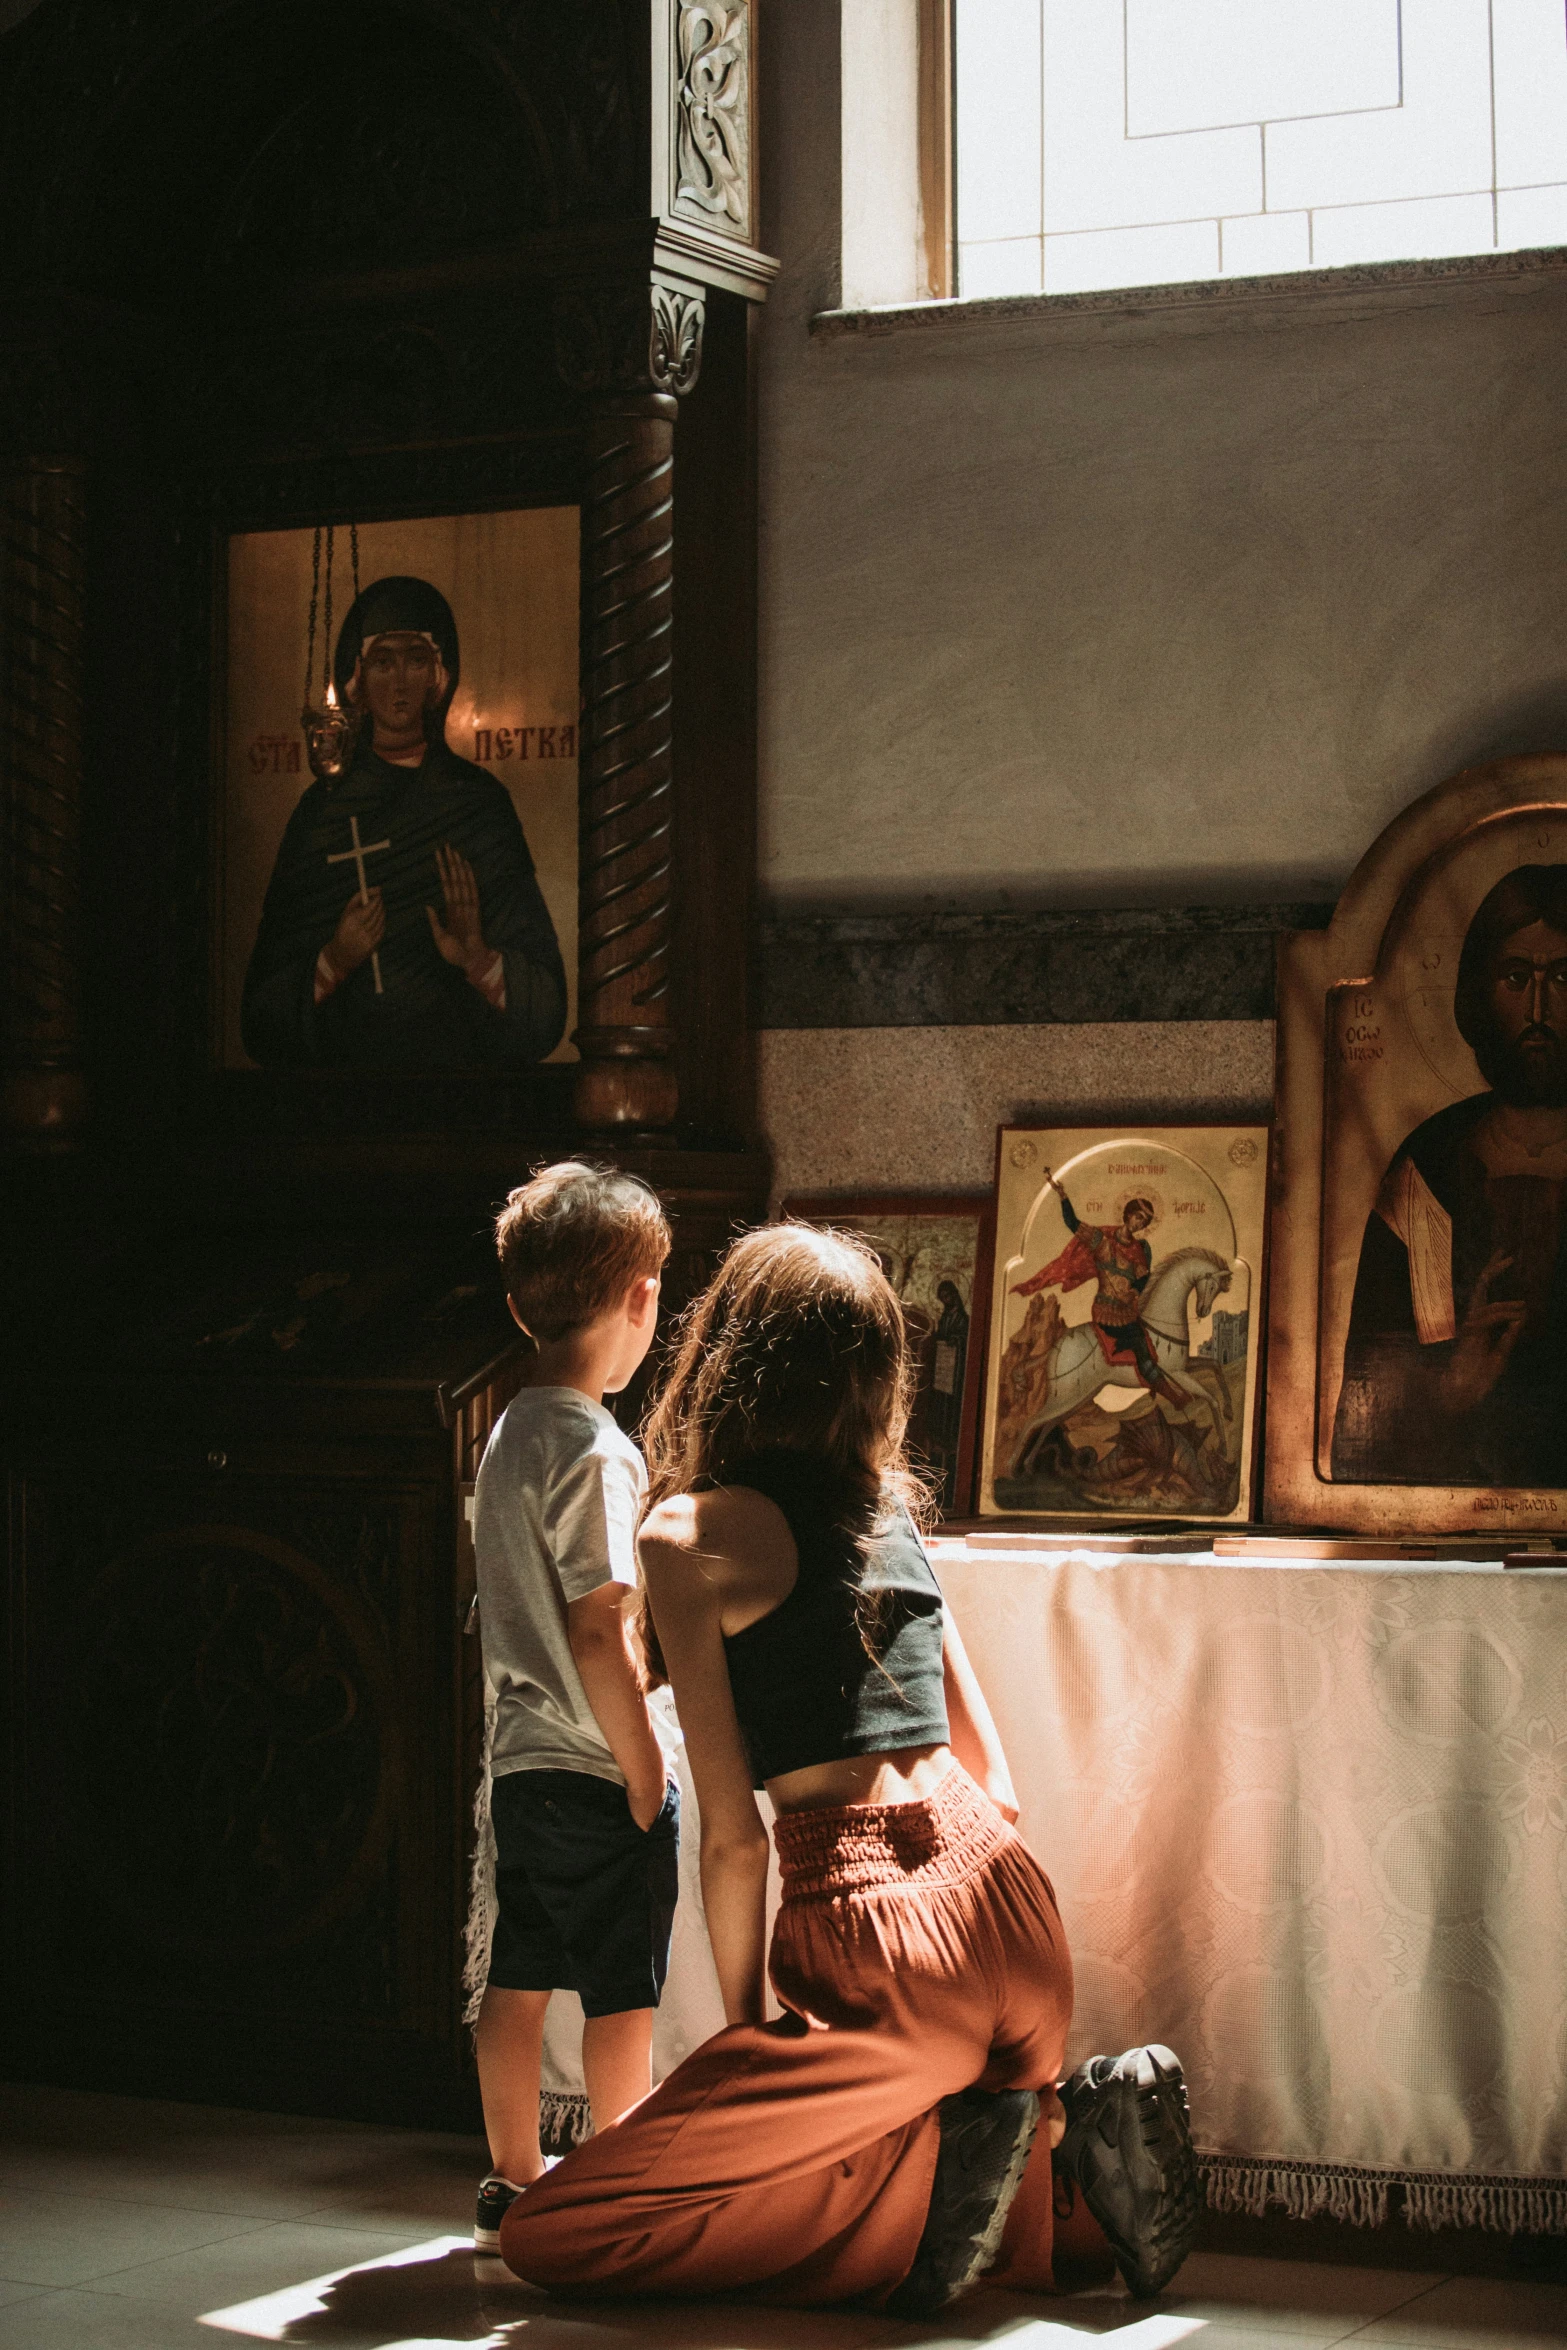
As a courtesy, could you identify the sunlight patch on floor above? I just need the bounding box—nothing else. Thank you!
[199,2232,493,2343]
[998,2320,1206,2347]
[197,2231,1209,2350]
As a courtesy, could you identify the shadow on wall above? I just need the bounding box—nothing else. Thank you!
[1423,683,1567,799]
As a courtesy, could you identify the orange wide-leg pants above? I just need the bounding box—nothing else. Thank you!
[501,1764,1080,2307]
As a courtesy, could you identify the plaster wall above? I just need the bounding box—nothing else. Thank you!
[757,2,1567,916]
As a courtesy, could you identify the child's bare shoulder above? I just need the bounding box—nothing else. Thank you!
[639,1486,793,1589]
[641,1487,751,1553]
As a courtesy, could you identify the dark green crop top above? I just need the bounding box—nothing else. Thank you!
[719,1451,949,1789]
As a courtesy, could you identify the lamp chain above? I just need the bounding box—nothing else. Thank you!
[322,522,335,698]
[303,524,322,711]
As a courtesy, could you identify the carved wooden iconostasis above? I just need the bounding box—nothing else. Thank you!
[0,0,774,2128]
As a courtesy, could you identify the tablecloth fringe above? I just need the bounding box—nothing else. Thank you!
[1202,2154,1393,2225]
[460,1694,498,2033]
[1402,2175,1567,2234]
[541,2090,592,2156]
[1201,2154,1567,2234]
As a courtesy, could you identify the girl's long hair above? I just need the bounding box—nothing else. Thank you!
[637,1223,932,1680]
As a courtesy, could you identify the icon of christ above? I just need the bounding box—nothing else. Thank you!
[1331,863,1567,1487]
[241,574,567,1069]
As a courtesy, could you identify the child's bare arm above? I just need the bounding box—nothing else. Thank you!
[567,1582,667,1828]
[639,1499,770,2028]
[942,1614,1019,1822]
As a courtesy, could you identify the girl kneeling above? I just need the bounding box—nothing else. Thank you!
[501,1225,1197,2314]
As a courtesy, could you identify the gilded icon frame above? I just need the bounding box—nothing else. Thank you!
[979,1124,1269,1527]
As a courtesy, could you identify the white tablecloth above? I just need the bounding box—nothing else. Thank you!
[936,1547,1567,2231]
[502,1549,1567,2231]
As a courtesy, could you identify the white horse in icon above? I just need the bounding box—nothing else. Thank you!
[1010,1247,1235,1474]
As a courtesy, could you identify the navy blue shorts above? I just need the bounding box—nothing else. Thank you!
[488,1767,680,2017]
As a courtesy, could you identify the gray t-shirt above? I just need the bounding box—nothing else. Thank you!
[474,1386,659,1785]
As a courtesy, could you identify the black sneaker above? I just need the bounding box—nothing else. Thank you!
[884,2085,1041,2319]
[1056,2044,1200,2297]
[473,2174,522,2253]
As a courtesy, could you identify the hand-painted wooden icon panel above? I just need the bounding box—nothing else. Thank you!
[221,507,578,1070]
[982,1125,1268,1525]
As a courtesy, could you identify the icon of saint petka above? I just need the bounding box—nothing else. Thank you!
[241,575,567,1069]
[1332,864,1567,1486]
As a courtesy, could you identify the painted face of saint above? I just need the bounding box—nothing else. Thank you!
[1484,918,1567,1105]
[356,631,442,737]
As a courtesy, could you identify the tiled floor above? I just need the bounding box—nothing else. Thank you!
[2,2085,1565,2350]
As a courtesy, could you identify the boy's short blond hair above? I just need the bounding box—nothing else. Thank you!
[495,1161,671,1341]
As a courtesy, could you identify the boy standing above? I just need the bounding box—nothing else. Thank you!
[471,1162,676,2251]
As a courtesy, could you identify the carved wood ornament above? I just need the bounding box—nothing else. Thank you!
[556,275,707,1128]
[675,4,751,237]
[576,388,681,1129]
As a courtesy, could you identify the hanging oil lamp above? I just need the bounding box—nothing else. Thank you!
[300,519,364,783]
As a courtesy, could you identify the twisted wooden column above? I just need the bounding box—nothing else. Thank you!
[3,454,87,1145]
[574,393,679,1130]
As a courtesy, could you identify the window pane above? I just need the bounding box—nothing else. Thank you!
[955,0,1567,300]
[1499,182,1567,250]
[1221,210,1311,277]
[1041,2,1262,234]
[1263,1,1492,214]
[954,0,1041,244]
[962,236,1045,298]
[1127,0,1400,137]
[1045,218,1221,296]
[1493,0,1567,191]
[1311,191,1497,269]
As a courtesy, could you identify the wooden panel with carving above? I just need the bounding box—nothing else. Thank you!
[4,1454,476,2124]
[671,2,752,241]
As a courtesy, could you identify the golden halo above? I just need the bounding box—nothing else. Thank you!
[1113,1187,1163,1230]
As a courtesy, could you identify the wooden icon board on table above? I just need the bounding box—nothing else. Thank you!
[1268,755,1567,1536]
[779,1196,994,1517]
[978,1125,1269,1527]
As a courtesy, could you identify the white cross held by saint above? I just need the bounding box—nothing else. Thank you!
[326,815,392,996]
